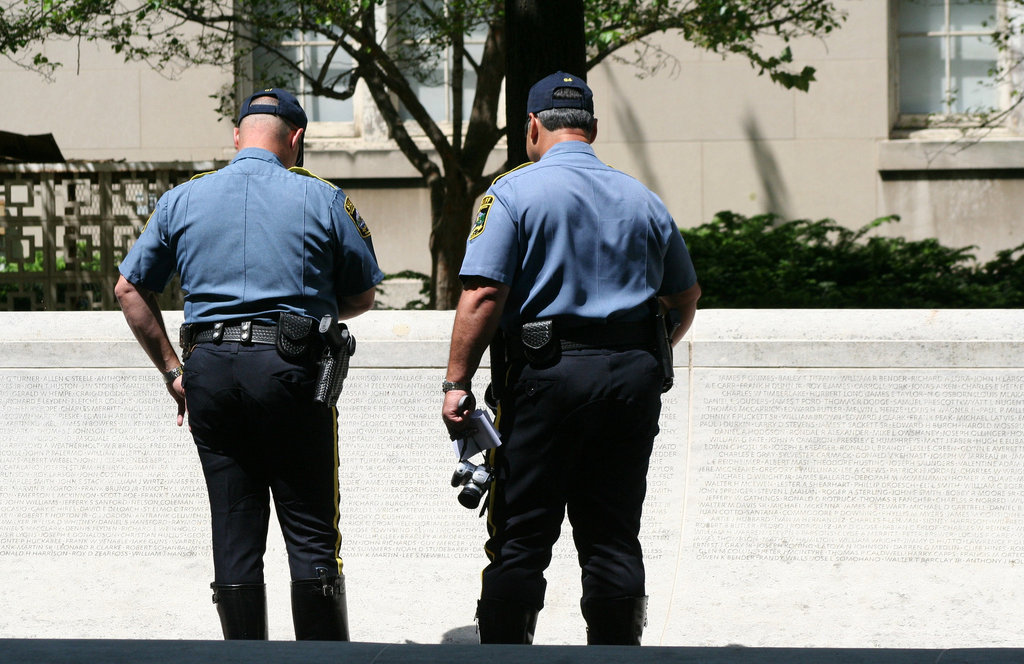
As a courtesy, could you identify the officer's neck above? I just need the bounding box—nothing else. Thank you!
[531,129,594,161]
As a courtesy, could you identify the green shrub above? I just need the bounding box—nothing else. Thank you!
[681,211,1024,308]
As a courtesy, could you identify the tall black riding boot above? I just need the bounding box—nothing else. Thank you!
[291,567,350,641]
[581,595,647,645]
[476,598,539,644]
[210,583,269,640]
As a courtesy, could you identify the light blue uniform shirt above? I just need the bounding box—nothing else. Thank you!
[460,141,697,331]
[119,148,384,324]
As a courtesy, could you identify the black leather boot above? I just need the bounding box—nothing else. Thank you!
[476,598,539,644]
[210,583,269,640]
[581,595,647,645]
[291,567,350,641]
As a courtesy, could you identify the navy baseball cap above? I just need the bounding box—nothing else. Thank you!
[237,88,308,166]
[526,71,594,116]
[237,88,308,129]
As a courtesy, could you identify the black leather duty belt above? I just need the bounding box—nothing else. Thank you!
[507,319,654,361]
[192,321,277,345]
[557,319,652,350]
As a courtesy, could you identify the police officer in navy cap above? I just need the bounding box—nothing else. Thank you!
[115,88,383,640]
[442,71,700,645]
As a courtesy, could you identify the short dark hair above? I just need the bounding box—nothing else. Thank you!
[532,87,598,135]
[536,88,595,135]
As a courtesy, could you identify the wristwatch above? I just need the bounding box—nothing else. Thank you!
[162,365,184,384]
[442,380,471,393]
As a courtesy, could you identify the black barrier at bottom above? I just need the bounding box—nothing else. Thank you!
[1,641,1022,664]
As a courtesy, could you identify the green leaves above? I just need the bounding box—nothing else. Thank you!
[681,211,1024,308]
[585,0,845,92]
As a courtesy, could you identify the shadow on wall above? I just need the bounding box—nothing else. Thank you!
[441,624,478,644]
[743,112,791,220]
[604,68,662,194]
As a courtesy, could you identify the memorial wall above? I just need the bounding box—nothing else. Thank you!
[0,310,1021,647]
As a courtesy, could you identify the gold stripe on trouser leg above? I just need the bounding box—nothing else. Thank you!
[332,406,344,576]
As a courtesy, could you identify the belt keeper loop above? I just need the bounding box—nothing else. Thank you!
[212,322,224,343]
[240,320,252,343]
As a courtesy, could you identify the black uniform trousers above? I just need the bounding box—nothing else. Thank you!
[183,341,343,584]
[482,347,663,610]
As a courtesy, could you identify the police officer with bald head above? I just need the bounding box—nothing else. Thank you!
[116,88,383,641]
[442,72,700,645]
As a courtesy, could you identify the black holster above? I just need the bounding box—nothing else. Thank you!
[313,316,356,408]
[179,323,195,361]
[654,309,681,393]
[487,329,507,407]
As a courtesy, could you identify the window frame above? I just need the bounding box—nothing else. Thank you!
[244,2,489,144]
[892,0,1011,130]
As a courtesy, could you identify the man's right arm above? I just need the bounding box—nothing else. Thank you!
[338,287,376,320]
[114,275,187,426]
[659,282,702,346]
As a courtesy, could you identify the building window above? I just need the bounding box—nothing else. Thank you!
[248,1,486,137]
[896,0,1003,122]
[253,32,355,124]
[393,0,487,125]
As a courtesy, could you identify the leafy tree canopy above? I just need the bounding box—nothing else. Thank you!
[0,0,846,307]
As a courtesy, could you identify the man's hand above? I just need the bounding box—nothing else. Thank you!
[167,375,187,427]
[442,390,478,439]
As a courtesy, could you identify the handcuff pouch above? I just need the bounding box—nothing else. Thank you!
[277,312,315,359]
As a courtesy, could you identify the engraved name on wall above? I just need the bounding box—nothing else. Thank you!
[689,370,1024,564]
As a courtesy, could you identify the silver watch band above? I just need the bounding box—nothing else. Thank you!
[162,365,184,383]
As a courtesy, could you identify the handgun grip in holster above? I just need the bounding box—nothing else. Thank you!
[313,315,356,408]
[655,309,681,393]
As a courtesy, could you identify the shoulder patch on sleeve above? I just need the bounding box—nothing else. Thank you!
[289,166,339,189]
[491,161,532,186]
[469,195,494,241]
[344,196,372,238]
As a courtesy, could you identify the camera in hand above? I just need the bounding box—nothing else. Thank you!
[451,458,493,509]
[449,391,501,510]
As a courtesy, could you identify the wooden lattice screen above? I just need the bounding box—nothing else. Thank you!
[0,163,220,311]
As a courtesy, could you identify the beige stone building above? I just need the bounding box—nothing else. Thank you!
[3,0,1022,293]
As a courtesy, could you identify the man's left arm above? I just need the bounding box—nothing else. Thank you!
[442,277,509,437]
[114,275,186,426]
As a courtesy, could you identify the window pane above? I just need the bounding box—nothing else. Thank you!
[458,42,485,118]
[950,0,997,31]
[898,0,947,33]
[253,44,300,91]
[304,44,354,122]
[401,76,447,122]
[950,34,999,112]
[900,35,947,113]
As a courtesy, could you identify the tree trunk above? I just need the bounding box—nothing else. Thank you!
[429,176,476,309]
[505,0,586,165]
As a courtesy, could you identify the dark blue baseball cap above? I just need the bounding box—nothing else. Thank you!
[237,88,308,166]
[237,88,308,129]
[526,71,594,116]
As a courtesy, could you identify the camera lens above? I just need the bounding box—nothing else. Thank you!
[458,484,484,509]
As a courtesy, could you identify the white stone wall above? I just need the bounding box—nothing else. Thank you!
[1,309,1022,646]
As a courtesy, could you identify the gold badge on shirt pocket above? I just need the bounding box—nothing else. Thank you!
[470,195,493,241]
[344,197,372,238]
